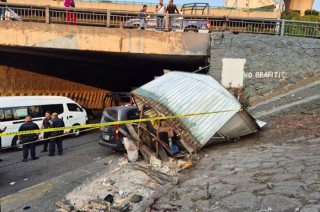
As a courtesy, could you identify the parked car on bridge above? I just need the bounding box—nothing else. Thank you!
[124,3,211,32]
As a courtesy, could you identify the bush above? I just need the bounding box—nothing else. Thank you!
[305,10,319,16]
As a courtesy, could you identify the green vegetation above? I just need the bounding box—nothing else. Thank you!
[282,10,320,22]
[281,10,320,38]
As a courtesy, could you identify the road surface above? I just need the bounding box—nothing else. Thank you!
[0,116,116,198]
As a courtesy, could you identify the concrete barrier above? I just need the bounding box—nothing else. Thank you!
[0,22,210,56]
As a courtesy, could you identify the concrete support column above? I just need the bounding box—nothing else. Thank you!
[106,10,111,28]
[165,13,170,31]
[45,5,50,24]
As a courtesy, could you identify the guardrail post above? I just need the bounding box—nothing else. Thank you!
[106,10,111,28]
[165,13,170,31]
[45,5,50,24]
[280,19,285,36]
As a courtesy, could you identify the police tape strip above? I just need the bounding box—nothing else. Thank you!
[0,126,101,150]
[0,109,241,137]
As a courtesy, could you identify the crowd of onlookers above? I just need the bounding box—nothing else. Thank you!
[139,0,181,29]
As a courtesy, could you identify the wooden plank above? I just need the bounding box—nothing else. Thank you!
[118,128,156,159]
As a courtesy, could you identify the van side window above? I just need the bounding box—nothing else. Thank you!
[0,109,4,121]
[4,109,13,120]
[41,104,64,116]
[67,103,82,112]
[28,106,41,118]
[13,107,28,119]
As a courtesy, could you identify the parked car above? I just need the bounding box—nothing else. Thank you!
[99,106,138,151]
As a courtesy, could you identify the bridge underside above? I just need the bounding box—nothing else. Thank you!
[0,46,208,92]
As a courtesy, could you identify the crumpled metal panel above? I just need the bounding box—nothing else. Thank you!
[131,71,260,151]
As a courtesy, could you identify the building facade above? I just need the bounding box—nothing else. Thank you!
[225,0,276,8]
[284,0,315,16]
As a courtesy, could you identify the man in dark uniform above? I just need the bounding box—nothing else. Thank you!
[18,116,40,162]
[40,111,52,152]
[49,113,65,156]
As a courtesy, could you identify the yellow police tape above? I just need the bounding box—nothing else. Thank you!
[0,126,101,150]
[0,109,241,137]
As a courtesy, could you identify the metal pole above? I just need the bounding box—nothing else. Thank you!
[45,5,50,24]
[280,19,285,36]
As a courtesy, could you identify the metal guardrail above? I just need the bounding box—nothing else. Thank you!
[0,3,319,39]
[78,0,278,12]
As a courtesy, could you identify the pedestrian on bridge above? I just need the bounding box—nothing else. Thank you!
[48,113,65,156]
[138,5,148,30]
[64,0,76,25]
[155,0,165,28]
[18,116,40,162]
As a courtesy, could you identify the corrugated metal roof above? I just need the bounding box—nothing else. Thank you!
[131,71,260,151]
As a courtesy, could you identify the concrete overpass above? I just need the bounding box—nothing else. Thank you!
[0,22,210,56]
[0,21,210,108]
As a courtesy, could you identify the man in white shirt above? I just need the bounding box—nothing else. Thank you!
[155,0,165,28]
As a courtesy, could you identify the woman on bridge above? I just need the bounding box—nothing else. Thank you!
[64,0,76,25]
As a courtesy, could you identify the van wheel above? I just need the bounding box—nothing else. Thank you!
[11,136,22,150]
[70,124,80,138]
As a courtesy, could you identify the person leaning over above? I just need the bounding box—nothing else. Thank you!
[40,111,52,153]
[18,116,40,162]
[49,113,65,156]
[138,5,148,30]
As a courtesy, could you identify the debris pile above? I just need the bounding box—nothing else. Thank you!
[57,72,266,211]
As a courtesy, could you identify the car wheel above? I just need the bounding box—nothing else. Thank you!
[70,124,81,138]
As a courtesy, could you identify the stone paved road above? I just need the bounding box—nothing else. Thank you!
[146,140,320,211]
[144,109,320,212]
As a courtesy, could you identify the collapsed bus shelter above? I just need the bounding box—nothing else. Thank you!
[131,71,265,155]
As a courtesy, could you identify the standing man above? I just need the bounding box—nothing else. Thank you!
[40,111,52,153]
[0,126,6,161]
[18,116,40,162]
[166,0,179,14]
[155,0,165,28]
[49,113,65,156]
[138,5,148,30]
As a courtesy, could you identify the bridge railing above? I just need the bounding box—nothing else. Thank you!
[0,3,319,39]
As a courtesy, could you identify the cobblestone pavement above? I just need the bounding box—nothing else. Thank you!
[144,109,320,212]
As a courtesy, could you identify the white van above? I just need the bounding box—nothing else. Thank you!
[0,96,88,149]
